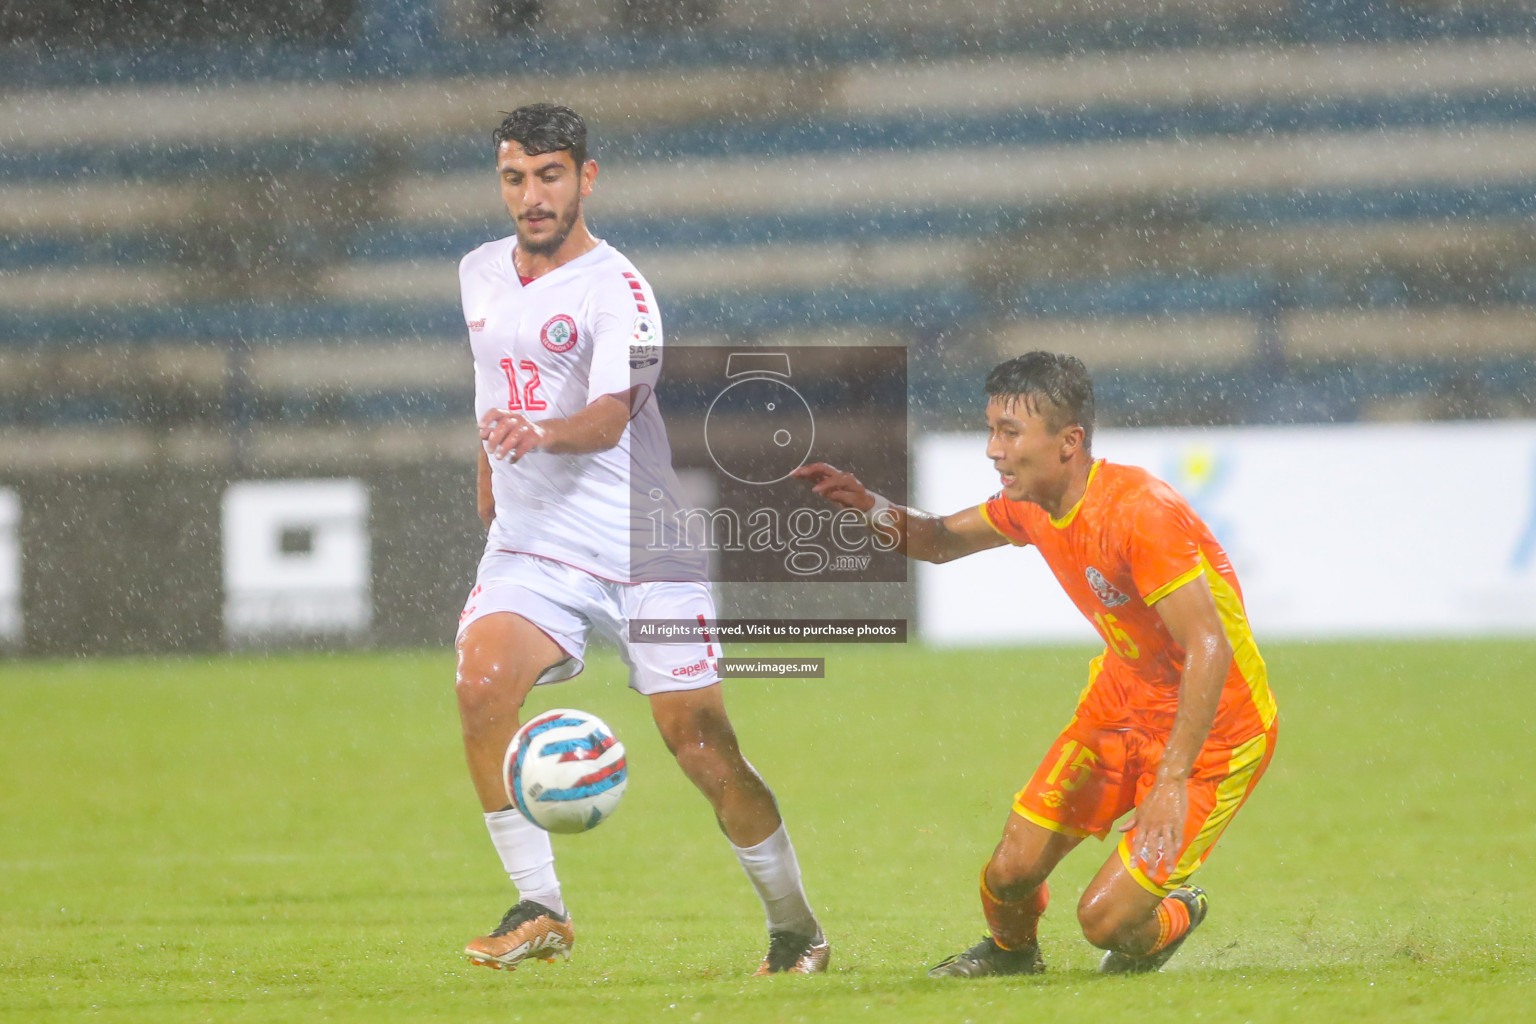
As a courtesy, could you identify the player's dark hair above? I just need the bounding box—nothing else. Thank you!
[493,103,589,169]
[985,351,1095,449]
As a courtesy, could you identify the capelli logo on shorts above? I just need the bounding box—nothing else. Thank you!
[467,319,486,332]
[671,657,711,678]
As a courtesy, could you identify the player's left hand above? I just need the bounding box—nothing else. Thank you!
[480,408,548,462]
[1120,777,1188,877]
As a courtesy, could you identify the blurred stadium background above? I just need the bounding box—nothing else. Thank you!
[2,0,1535,654]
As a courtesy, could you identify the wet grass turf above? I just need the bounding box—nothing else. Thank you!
[2,639,1533,1022]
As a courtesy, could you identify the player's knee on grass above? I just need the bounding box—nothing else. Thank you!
[985,858,1050,902]
[1076,887,1151,951]
[985,842,1051,900]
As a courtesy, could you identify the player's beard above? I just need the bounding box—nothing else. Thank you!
[517,198,581,257]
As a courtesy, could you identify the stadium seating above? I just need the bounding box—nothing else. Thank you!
[3,0,1535,468]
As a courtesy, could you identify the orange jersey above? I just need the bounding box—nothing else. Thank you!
[981,459,1276,746]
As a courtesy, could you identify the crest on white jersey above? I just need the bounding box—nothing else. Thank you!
[541,314,578,353]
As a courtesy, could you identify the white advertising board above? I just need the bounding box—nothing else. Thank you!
[0,488,19,645]
[222,479,371,642]
[917,421,1536,644]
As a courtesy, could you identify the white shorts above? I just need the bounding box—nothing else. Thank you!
[457,550,722,695]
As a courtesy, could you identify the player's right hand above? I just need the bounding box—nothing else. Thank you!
[792,462,874,512]
[480,408,548,463]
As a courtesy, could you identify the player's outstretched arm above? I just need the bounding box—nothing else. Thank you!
[791,462,1007,563]
[480,392,632,462]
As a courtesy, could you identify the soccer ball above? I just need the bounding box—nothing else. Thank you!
[504,708,628,834]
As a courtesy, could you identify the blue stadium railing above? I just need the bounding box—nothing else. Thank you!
[8,262,1536,349]
[4,2,1535,430]
[2,354,1529,430]
[9,91,1536,188]
[3,0,1533,88]
[9,181,1536,272]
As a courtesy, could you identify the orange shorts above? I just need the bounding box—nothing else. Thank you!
[1013,717,1277,896]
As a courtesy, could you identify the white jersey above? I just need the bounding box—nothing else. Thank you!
[460,237,694,583]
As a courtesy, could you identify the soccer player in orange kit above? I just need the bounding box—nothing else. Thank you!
[793,351,1277,976]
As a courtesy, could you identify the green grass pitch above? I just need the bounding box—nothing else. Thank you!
[3,638,1534,1022]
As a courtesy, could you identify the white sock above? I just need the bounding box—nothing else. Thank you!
[732,823,818,937]
[484,808,565,917]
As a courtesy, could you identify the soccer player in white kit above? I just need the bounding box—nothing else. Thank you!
[455,104,828,975]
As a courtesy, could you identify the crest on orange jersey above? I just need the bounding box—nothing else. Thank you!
[1085,566,1130,608]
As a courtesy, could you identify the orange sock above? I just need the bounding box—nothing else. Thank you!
[1148,894,1192,954]
[980,870,1049,951]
